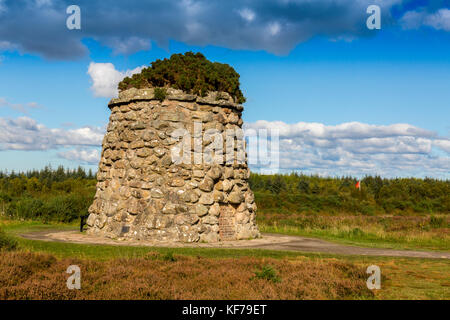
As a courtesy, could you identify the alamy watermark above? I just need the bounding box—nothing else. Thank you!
[66,5,81,30]
[170,122,279,173]
[366,265,381,290]
[366,5,381,30]
[65,5,380,33]
[66,265,81,290]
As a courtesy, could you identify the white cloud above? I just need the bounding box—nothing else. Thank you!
[0,40,15,50]
[244,121,450,178]
[87,62,144,98]
[1,0,403,58]
[35,0,52,7]
[0,116,104,151]
[433,139,450,153]
[247,121,434,140]
[104,36,151,55]
[181,0,203,16]
[267,22,281,36]
[1,114,448,177]
[399,10,423,29]
[400,8,450,32]
[238,8,256,22]
[0,0,6,14]
[425,8,450,31]
[58,148,100,164]
[0,97,42,114]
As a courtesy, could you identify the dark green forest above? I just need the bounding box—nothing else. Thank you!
[0,166,448,223]
[250,173,449,215]
[0,166,96,223]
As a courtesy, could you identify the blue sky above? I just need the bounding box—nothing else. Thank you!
[0,0,449,178]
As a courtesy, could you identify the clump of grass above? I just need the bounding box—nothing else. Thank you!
[350,227,365,238]
[0,228,18,251]
[429,216,446,228]
[144,251,177,262]
[252,264,281,283]
[153,87,167,101]
[144,251,161,260]
[162,251,177,262]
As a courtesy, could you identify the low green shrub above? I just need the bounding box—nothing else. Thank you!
[119,52,246,103]
[154,87,167,101]
[430,216,447,228]
[350,228,365,238]
[162,251,177,262]
[6,193,91,223]
[252,265,281,283]
[0,229,18,251]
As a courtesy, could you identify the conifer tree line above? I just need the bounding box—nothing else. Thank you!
[0,166,96,223]
[249,173,449,215]
[0,166,448,223]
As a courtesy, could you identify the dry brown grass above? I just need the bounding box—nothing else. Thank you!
[259,214,450,251]
[0,251,373,300]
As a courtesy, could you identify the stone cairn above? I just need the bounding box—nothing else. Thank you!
[86,87,260,242]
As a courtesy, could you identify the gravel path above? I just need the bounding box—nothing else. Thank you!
[20,230,450,259]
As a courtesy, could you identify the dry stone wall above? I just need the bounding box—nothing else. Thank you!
[86,87,260,242]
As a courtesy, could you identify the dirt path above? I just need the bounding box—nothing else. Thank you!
[20,230,450,259]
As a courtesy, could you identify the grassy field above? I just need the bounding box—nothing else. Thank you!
[0,250,374,300]
[1,168,447,253]
[0,219,449,300]
[257,213,450,252]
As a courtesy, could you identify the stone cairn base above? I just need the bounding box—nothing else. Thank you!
[86,87,260,242]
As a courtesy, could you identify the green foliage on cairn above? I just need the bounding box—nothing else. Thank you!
[118,52,246,103]
[153,87,167,101]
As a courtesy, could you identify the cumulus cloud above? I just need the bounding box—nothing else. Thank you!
[1,114,448,177]
[0,0,6,14]
[246,121,435,140]
[87,62,144,98]
[244,121,450,178]
[433,139,450,153]
[0,97,42,114]
[0,40,14,50]
[0,0,402,59]
[267,22,281,36]
[238,8,256,22]
[35,0,52,7]
[104,36,151,55]
[0,0,87,59]
[400,8,450,31]
[0,116,104,151]
[58,148,100,164]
